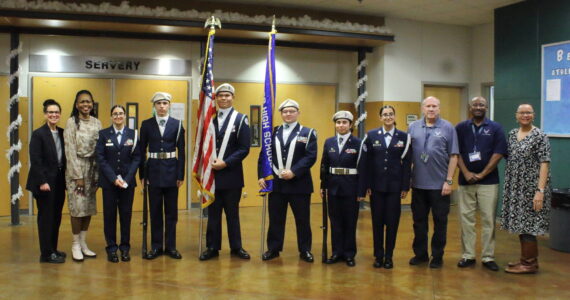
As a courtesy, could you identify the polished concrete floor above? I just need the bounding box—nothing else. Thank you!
[1,204,569,299]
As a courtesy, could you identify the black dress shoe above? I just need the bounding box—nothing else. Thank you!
[120,250,130,262]
[383,258,394,269]
[300,251,314,263]
[345,257,356,267]
[457,258,476,268]
[166,249,182,259]
[145,248,163,260]
[107,252,119,263]
[199,248,219,261]
[482,261,499,271]
[230,248,251,259]
[55,250,67,259]
[325,254,342,264]
[40,253,65,264]
[262,250,279,261]
[409,256,429,265]
[429,257,443,269]
[373,258,383,268]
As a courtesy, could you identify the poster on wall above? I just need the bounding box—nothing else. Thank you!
[542,41,570,137]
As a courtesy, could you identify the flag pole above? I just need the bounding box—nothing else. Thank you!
[260,16,277,258]
[197,16,221,259]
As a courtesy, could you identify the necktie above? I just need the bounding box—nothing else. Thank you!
[159,119,166,126]
[285,124,290,129]
[117,131,122,144]
[219,112,223,118]
[339,137,343,144]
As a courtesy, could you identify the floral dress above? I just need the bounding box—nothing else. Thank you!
[501,127,551,235]
[64,116,102,217]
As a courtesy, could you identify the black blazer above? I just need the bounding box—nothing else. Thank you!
[213,108,251,190]
[139,117,185,187]
[96,126,141,189]
[26,123,66,195]
[364,127,412,193]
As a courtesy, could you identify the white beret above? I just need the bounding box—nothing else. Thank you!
[215,83,235,95]
[278,98,300,111]
[333,110,354,122]
[150,92,172,103]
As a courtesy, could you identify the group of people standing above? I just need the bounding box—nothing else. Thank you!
[27,84,551,275]
[27,90,186,263]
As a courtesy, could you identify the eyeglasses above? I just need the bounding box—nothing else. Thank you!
[46,111,60,115]
[516,111,534,115]
[281,109,298,115]
[112,112,125,117]
[381,113,394,117]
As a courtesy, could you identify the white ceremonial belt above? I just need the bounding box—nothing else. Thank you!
[329,167,358,175]
[148,151,177,159]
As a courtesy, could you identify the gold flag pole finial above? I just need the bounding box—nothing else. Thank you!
[204,16,221,30]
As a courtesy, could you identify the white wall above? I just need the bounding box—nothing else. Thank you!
[372,17,472,102]
[470,23,494,99]
[0,34,356,101]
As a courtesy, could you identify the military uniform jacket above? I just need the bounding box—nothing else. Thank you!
[320,135,367,198]
[139,117,185,187]
[26,124,66,195]
[214,108,251,189]
[364,127,412,193]
[96,126,141,189]
[258,124,317,194]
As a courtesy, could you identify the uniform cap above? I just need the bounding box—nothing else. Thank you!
[150,92,172,103]
[332,110,354,122]
[278,98,300,111]
[215,83,235,95]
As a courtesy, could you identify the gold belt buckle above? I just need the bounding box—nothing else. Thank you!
[158,152,167,159]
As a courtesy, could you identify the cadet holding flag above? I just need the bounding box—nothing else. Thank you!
[320,111,367,267]
[139,92,185,260]
[258,99,317,262]
[199,83,251,261]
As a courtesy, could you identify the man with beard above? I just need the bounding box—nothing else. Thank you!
[455,96,507,271]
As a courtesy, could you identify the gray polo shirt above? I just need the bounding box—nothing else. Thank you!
[408,117,459,190]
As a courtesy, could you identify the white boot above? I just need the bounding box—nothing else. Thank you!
[72,234,84,261]
[79,231,96,258]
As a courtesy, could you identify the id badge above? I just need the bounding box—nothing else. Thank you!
[469,151,481,162]
[420,152,429,163]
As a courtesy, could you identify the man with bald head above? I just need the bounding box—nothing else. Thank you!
[455,97,506,271]
[407,96,459,268]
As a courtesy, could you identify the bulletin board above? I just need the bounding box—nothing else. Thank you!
[542,40,570,137]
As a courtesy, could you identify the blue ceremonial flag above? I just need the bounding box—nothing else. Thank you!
[259,27,277,194]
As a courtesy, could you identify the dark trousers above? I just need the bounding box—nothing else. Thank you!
[148,186,179,251]
[370,191,401,259]
[34,172,65,258]
[328,195,359,258]
[267,192,312,252]
[103,186,135,253]
[411,188,451,259]
[206,188,243,250]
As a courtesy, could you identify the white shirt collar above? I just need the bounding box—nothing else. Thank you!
[383,126,395,136]
[113,125,125,134]
[156,114,169,123]
[218,107,232,117]
[337,132,351,141]
[283,122,298,130]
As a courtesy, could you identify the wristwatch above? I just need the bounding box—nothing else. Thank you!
[446,179,453,185]
[537,188,545,193]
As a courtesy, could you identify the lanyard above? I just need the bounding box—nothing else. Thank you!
[471,124,484,152]
[423,126,431,151]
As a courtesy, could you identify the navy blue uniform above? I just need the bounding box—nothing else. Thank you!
[139,117,185,251]
[258,124,317,252]
[207,109,251,251]
[96,126,141,253]
[365,127,412,260]
[320,135,367,259]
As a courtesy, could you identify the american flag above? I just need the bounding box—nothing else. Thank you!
[192,29,217,208]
